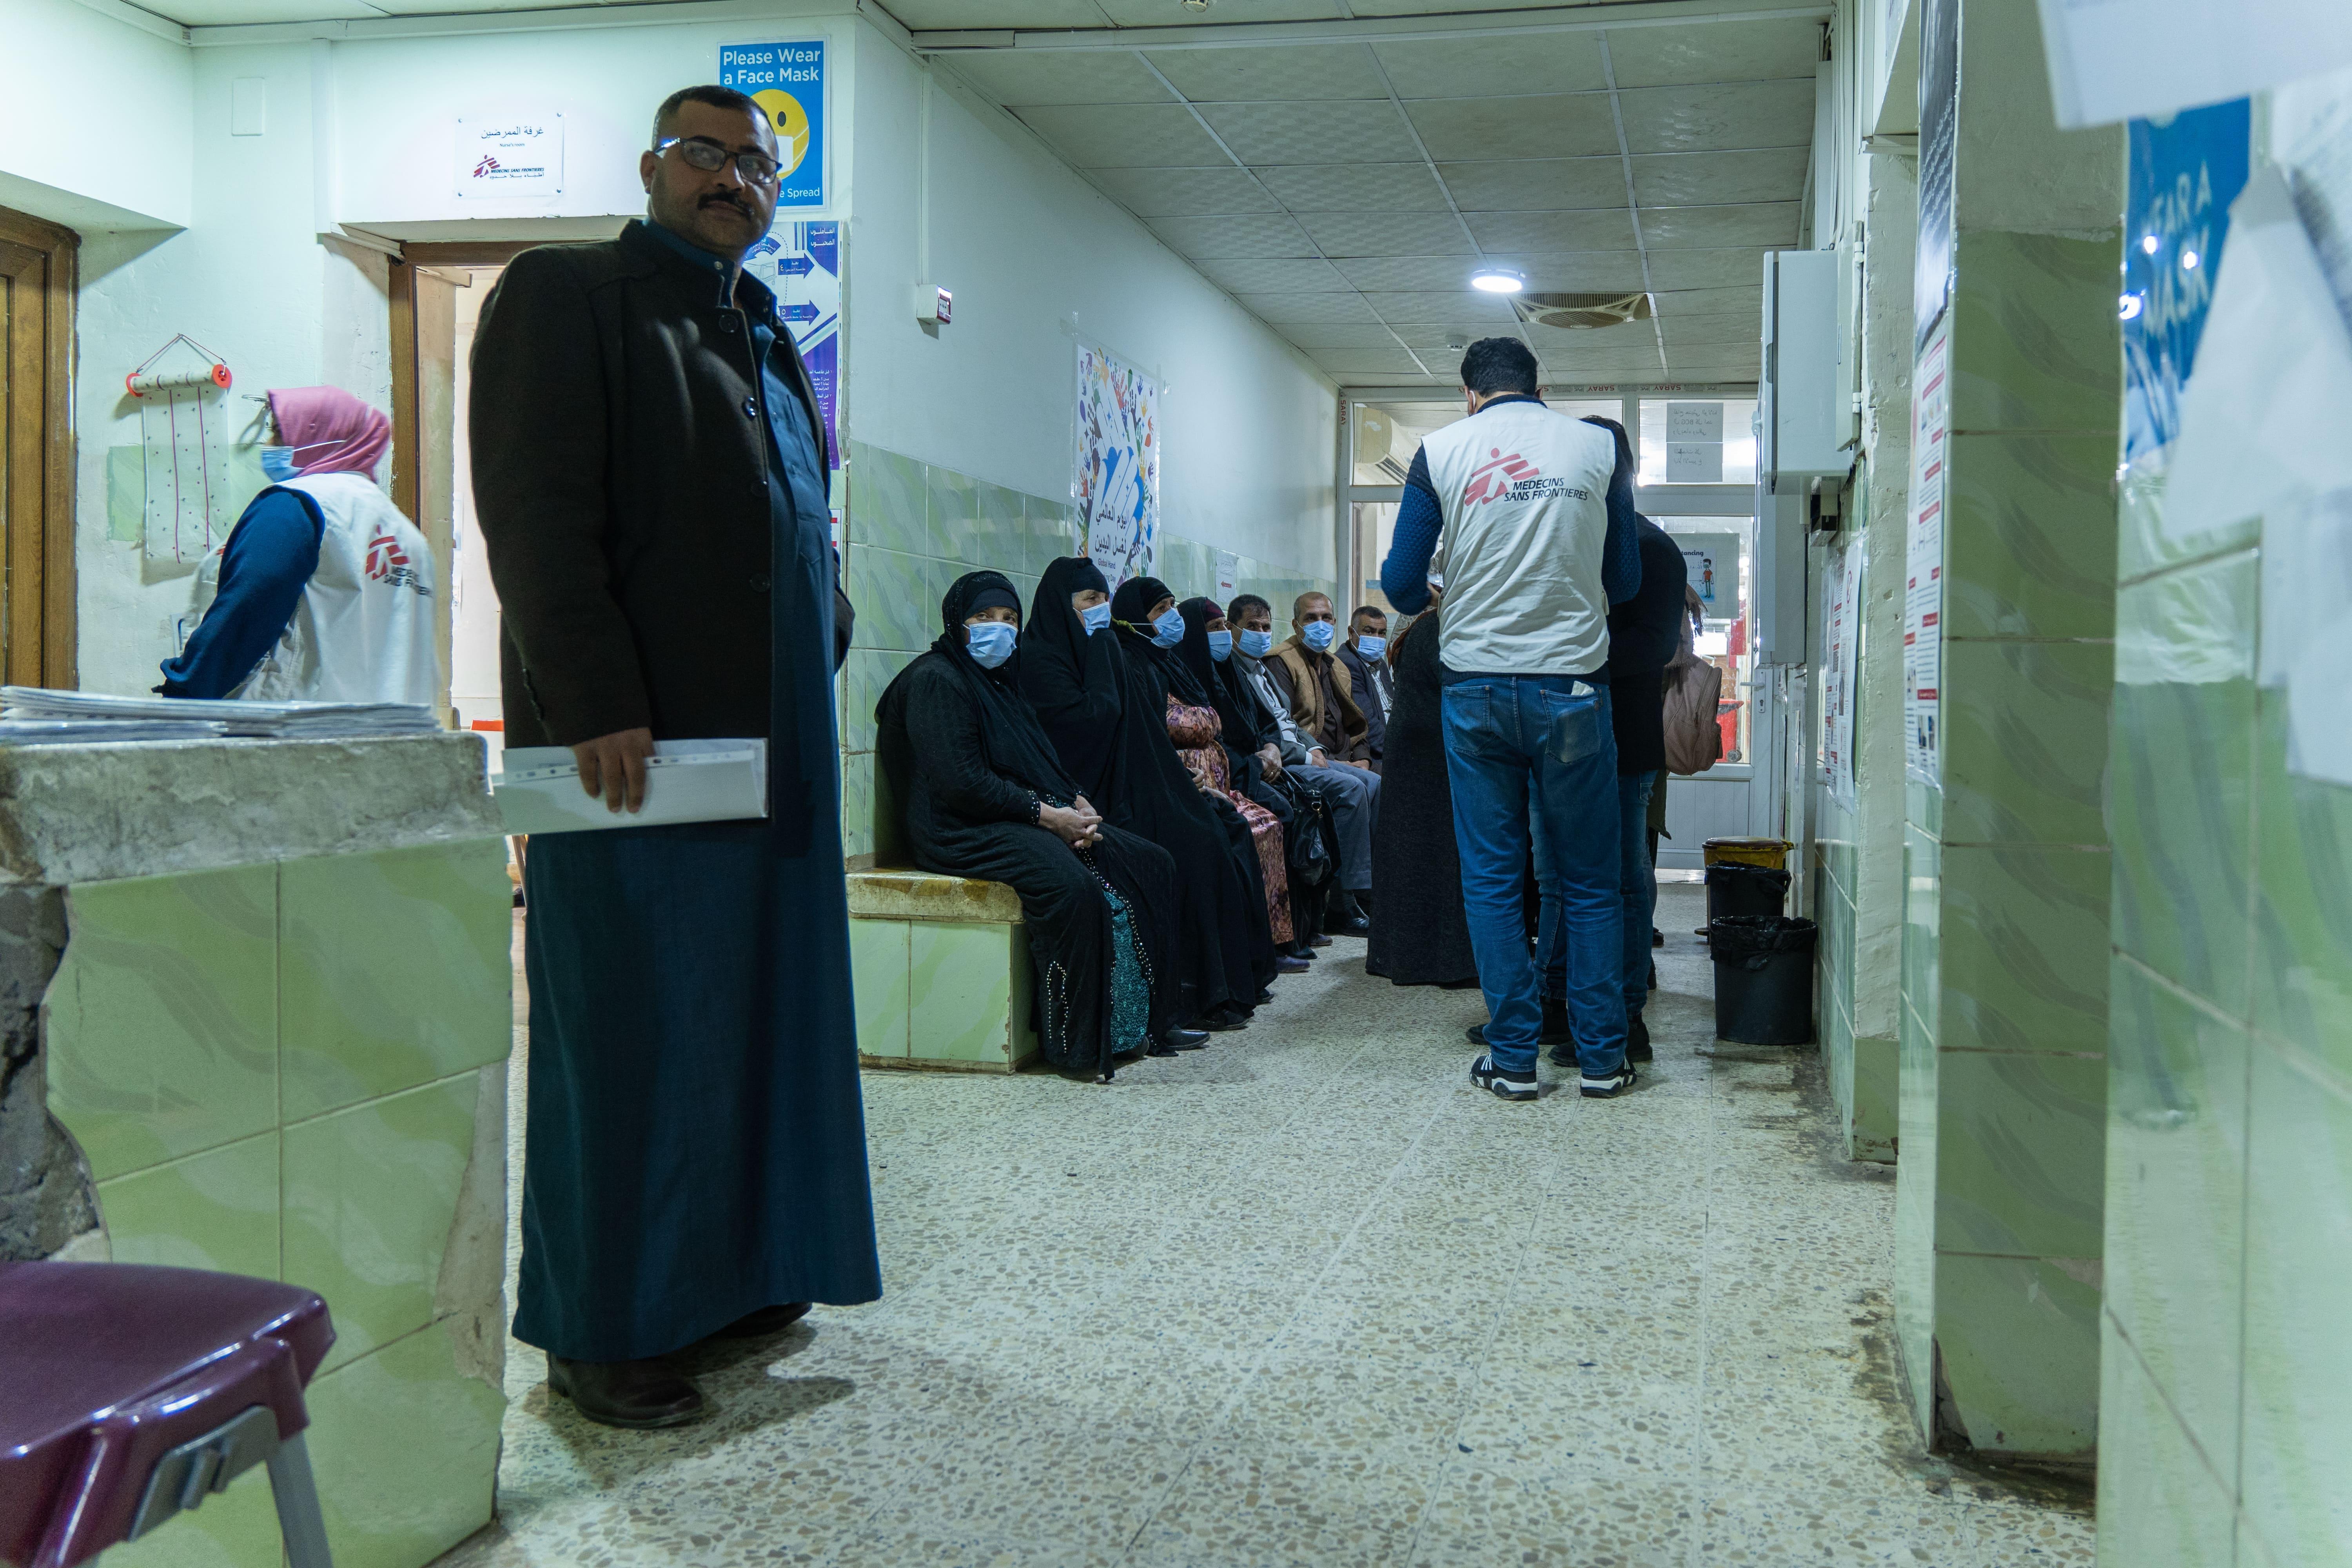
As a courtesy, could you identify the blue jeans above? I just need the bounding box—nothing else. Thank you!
[1441,676,1626,1077]
[1538,772,1656,1022]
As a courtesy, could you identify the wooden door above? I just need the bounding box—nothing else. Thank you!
[0,208,77,688]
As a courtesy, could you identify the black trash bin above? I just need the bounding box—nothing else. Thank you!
[1704,862,1791,924]
[1710,915,1817,1045]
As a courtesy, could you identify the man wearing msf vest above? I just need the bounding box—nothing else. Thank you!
[1379,338,1642,1103]
[159,385,437,704]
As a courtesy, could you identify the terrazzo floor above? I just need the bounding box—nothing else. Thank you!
[436,883,2094,1567]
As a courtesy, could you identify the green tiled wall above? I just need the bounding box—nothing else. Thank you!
[1891,0,2120,1463]
[838,438,1335,863]
[2098,132,2352,1560]
[43,843,512,1568]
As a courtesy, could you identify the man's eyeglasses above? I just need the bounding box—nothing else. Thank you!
[653,136,781,186]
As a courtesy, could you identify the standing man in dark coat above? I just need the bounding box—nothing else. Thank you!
[469,84,880,1430]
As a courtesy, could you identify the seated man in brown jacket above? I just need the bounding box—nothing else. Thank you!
[1268,593,1374,768]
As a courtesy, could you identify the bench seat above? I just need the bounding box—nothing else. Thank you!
[847,869,1038,1073]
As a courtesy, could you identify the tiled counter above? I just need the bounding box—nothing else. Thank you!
[0,735,511,1568]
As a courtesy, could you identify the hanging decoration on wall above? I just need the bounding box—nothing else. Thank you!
[745,220,842,470]
[1904,316,1951,786]
[127,334,236,566]
[719,39,826,210]
[1074,343,1160,586]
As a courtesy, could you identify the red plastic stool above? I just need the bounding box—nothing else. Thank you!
[0,1261,337,1568]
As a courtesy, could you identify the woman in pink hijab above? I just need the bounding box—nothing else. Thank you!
[160,385,437,704]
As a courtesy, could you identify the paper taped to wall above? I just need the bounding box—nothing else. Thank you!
[494,739,769,833]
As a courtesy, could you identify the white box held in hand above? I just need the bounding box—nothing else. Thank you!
[493,739,768,834]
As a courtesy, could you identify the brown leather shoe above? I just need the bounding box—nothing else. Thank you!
[547,1356,706,1429]
[714,1303,812,1339]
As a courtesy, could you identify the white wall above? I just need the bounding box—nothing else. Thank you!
[0,0,192,230]
[854,25,1338,577]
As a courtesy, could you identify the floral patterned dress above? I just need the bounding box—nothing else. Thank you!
[1166,696,1293,946]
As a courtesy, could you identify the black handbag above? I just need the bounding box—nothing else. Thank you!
[1272,772,1336,886]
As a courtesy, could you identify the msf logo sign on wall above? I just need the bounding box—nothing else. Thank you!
[1459,448,1591,508]
[454,116,563,198]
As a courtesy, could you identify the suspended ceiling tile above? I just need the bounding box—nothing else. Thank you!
[1639,202,1802,249]
[1524,319,1661,353]
[1405,94,1621,162]
[1363,290,1519,322]
[1259,162,1452,212]
[1312,349,1434,376]
[1653,284,1764,316]
[1333,254,1495,290]
[1013,104,1232,167]
[1602,18,1824,88]
[1086,166,1281,216]
[1281,323,1414,349]
[1479,250,1649,290]
[1438,156,1628,213]
[1198,99,1421,164]
[1146,42,1388,102]
[869,0,1109,23]
[1236,291,1384,324]
[1615,80,1816,154]
[1370,31,1608,99]
[1196,256,1353,292]
[1464,209,1641,253]
[1145,212,1318,258]
[1630,148,1809,208]
[1094,0,1346,21]
[1297,211,1476,258]
[1643,249,1770,290]
[1658,313,1762,348]
[941,49,1171,107]
[157,0,380,16]
[1347,0,1606,15]
[1666,356,1764,381]
[1388,322,1514,351]
[1539,347,1670,376]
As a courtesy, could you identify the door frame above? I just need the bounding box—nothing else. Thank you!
[387,241,539,523]
[0,206,78,688]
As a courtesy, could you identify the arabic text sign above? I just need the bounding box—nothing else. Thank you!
[455,116,562,198]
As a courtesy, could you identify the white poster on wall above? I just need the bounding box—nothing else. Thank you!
[454,115,563,198]
[1664,401,1725,483]
[1074,343,1161,586]
[1821,538,1862,806]
[1904,316,1951,784]
[2035,0,2352,129]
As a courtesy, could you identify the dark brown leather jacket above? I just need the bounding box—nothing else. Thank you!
[469,220,851,748]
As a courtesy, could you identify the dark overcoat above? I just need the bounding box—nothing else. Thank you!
[470,218,852,748]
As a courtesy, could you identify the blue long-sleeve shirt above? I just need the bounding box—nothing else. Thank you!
[1381,396,1641,617]
[157,488,326,698]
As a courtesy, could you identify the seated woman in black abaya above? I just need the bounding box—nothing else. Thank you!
[1020,557,1274,1033]
[876,571,1203,1080]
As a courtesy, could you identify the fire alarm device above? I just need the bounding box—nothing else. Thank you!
[916,283,952,325]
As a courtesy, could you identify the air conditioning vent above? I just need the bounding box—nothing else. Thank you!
[1511,291,1653,330]
[1375,456,1410,484]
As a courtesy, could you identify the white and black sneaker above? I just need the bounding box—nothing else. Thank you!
[1470,1054,1539,1102]
[1580,1061,1637,1098]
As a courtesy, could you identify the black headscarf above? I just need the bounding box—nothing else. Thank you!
[1018,556,1125,799]
[1171,596,1238,724]
[880,569,1077,800]
[1109,575,1184,710]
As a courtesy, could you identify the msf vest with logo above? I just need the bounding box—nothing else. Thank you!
[1420,402,1619,678]
[192,472,438,705]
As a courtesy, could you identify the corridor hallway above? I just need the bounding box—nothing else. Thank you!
[446,884,2092,1567]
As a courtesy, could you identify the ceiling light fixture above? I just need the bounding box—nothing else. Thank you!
[1470,267,1526,294]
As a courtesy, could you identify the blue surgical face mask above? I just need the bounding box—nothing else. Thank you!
[1207,629,1234,662]
[966,621,1018,668]
[260,446,300,484]
[1080,601,1112,636]
[1151,606,1187,648]
[1238,628,1273,659]
[1356,634,1386,661]
[1302,620,1336,653]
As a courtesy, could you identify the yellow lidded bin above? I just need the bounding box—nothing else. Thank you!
[1702,837,1793,871]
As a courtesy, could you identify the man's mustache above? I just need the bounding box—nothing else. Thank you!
[700,193,751,214]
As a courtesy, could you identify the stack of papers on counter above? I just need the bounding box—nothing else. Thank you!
[0,688,441,741]
[493,740,769,834]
